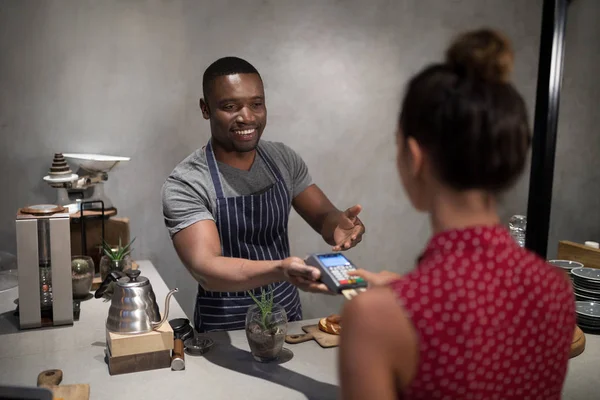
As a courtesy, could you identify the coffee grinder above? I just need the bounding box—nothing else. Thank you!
[15,204,73,329]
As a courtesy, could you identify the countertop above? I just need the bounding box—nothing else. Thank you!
[0,260,598,399]
[0,260,338,400]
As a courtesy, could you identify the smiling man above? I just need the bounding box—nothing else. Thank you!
[161,57,366,332]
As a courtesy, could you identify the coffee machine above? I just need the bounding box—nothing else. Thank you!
[15,204,73,329]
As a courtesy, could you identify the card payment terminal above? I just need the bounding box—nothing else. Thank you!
[305,252,367,294]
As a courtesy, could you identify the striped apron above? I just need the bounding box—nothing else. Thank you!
[193,140,303,332]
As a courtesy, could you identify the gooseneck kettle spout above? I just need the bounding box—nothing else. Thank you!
[151,288,178,329]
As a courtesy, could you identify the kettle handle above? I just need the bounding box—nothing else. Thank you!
[94,271,125,299]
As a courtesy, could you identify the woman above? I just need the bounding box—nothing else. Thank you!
[340,28,575,399]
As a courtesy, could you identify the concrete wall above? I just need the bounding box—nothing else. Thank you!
[2,0,592,321]
[547,0,600,259]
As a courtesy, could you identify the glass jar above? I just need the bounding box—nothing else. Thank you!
[71,255,94,299]
[99,255,132,282]
[245,303,288,362]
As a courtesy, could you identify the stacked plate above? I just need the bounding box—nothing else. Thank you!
[548,259,584,281]
[571,268,600,301]
[575,301,600,332]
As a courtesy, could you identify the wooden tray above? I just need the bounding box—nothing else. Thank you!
[570,325,585,358]
[285,324,340,348]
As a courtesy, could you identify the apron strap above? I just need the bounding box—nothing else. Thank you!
[256,146,285,182]
[205,140,285,199]
[205,141,225,199]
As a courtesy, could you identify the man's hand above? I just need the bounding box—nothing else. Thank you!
[332,205,365,251]
[349,269,402,287]
[281,257,332,294]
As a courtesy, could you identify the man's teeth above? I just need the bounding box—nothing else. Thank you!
[234,129,255,136]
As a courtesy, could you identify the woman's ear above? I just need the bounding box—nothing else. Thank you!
[407,137,423,179]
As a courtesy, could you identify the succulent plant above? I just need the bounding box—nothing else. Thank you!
[102,237,136,261]
[248,288,277,331]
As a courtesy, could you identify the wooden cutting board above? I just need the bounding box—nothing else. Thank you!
[570,326,585,358]
[285,324,340,348]
[37,369,90,400]
[286,324,585,355]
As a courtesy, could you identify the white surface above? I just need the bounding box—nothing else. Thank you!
[0,261,338,400]
[585,241,600,249]
[62,153,130,173]
[42,173,79,183]
[0,260,597,399]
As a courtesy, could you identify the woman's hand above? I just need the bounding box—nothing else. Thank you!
[349,269,402,287]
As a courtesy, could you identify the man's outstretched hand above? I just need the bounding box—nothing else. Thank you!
[332,205,365,251]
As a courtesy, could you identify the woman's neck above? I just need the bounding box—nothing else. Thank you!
[429,186,500,235]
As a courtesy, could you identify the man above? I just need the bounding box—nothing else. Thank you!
[162,56,365,332]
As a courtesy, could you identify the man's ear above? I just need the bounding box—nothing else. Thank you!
[200,98,210,120]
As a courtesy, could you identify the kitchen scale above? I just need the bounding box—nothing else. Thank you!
[43,153,130,214]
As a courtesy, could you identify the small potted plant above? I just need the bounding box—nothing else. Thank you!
[99,237,135,281]
[71,255,94,299]
[245,288,288,362]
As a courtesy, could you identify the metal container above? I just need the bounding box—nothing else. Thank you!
[104,270,178,334]
[16,204,73,329]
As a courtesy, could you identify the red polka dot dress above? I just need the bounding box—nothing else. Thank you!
[390,225,576,399]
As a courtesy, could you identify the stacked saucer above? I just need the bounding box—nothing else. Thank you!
[571,268,600,302]
[549,260,584,282]
[575,301,600,333]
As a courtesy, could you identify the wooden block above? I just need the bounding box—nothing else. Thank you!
[557,241,600,269]
[106,321,173,357]
[106,347,171,376]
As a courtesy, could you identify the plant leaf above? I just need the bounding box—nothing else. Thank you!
[117,237,136,260]
[248,290,260,307]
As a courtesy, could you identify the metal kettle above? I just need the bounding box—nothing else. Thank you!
[98,269,178,334]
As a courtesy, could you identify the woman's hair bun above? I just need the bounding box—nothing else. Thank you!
[445,28,514,83]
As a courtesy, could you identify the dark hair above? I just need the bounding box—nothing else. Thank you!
[202,56,261,100]
[398,28,531,192]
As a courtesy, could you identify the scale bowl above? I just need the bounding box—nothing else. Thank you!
[63,153,130,173]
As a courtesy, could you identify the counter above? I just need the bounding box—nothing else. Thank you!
[0,261,337,399]
[0,260,597,399]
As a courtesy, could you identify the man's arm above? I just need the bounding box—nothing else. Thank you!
[292,184,365,251]
[172,219,328,293]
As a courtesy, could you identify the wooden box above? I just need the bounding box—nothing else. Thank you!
[106,322,173,357]
[557,241,600,269]
[70,216,131,274]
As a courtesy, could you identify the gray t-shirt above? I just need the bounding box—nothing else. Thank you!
[161,140,313,239]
